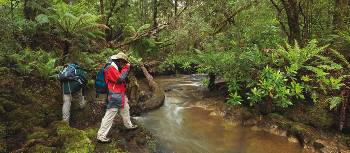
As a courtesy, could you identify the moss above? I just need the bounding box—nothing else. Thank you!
[0,97,19,112]
[84,128,97,140]
[268,113,284,120]
[52,121,94,153]
[306,106,334,129]
[267,113,292,129]
[27,144,54,153]
[7,106,45,132]
[290,122,307,134]
[95,140,125,153]
[0,104,4,115]
[284,103,335,130]
[87,79,95,89]
[0,123,6,153]
[0,67,10,75]
[70,103,96,126]
[146,135,157,153]
[84,128,126,153]
[339,134,350,147]
[27,127,49,141]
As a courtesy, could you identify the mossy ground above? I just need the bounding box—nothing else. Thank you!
[0,123,6,152]
[52,121,95,153]
[284,101,335,130]
[1,69,154,152]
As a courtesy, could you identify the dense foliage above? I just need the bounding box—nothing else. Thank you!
[1,1,350,151]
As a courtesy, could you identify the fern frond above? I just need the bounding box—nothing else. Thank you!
[330,49,350,70]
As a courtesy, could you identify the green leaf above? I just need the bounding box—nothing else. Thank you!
[35,14,49,25]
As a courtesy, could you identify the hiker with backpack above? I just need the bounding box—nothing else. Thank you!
[95,57,113,106]
[58,63,88,123]
[96,52,137,144]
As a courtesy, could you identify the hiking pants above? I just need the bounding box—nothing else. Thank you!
[62,89,86,122]
[97,97,133,140]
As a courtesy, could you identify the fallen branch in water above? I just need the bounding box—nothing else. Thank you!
[140,63,158,92]
[139,62,165,111]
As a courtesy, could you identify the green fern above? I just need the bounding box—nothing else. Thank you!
[36,58,57,79]
[8,49,59,79]
[276,40,327,71]
[327,96,343,110]
[329,49,350,70]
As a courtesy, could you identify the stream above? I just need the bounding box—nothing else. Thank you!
[135,75,303,153]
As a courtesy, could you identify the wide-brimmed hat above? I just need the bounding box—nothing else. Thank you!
[110,52,128,62]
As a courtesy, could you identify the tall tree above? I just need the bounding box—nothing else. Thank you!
[100,0,105,20]
[333,0,350,31]
[152,0,158,28]
[23,0,33,20]
[271,0,303,45]
[174,0,178,16]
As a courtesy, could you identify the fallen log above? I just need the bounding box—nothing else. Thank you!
[139,63,165,112]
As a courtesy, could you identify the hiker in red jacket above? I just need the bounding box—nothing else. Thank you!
[97,52,137,143]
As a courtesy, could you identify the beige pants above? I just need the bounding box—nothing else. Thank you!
[97,97,133,141]
[62,89,86,122]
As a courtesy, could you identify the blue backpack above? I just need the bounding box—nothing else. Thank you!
[95,63,111,94]
[59,63,87,85]
[58,63,79,81]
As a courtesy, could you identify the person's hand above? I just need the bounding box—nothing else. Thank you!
[111,62,119,70]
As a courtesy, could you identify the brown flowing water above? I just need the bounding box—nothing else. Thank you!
[135,75,303,153]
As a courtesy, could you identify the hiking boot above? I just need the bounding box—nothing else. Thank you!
[126,125,138,130]
[97,138,112,144]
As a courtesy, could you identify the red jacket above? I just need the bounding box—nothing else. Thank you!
[104,63,130,108]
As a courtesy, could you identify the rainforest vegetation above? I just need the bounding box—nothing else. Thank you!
[1,0,350,152]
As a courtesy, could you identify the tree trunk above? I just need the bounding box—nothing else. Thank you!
[208,73,216,91]
[63,40,70,62]
[100,0,105,21]
[23,0,32,20]
[280,0,303,45]
[334,0,349,31]
[265,97,273,114]
[174,0,178,16]
[301,0,312,42]
[152,0,158,28]
[105,0,117,41]
[339,90,349,131]
[140,0,146,24]
[10,0,15,37]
